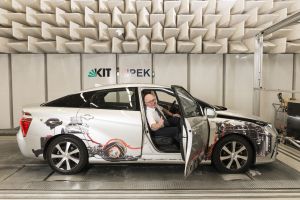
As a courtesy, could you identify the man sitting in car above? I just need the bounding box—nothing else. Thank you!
[144,93,181,144]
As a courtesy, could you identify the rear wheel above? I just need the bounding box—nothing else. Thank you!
[212,135,253,173]
[46,135,88,174]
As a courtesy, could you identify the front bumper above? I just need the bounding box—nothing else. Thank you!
[256,125,279,164]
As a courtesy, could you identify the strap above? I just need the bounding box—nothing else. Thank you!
[155,107,169,126]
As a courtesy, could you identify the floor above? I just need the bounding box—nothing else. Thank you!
[0,136,299,199]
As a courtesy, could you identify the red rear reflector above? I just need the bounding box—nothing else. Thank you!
[20,117,32,137]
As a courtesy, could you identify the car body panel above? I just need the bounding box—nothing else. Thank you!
[206,117,278,164]
[216,110,268,126]
[171,85,209,177]
[183,117,209,176]
[18,107,79,158]
[196,100,278,165]
[76,108,143,161]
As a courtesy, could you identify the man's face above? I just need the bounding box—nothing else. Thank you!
[145,94,157,108]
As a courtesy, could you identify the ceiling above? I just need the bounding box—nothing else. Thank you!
[0,0,299,54]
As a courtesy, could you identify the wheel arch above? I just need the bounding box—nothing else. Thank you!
[211,133,257,165]
[43,133,88,160]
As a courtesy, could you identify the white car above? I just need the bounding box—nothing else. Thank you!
[17,84,278,176]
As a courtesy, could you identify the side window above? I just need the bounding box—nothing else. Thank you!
[43,91,96,108]
[90,87,139,111]
[80,91,97,108]
[156,90,177,104]
[142,89,179,113]
[174,87,204,117]
[104,92,117,102]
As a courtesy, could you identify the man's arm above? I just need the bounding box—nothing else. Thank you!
[162,108,181,118]
[150,117,164,131]
[147,110,165,131]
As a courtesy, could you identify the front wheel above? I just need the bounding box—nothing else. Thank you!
[46,135,88,174]
[212,135,254,173]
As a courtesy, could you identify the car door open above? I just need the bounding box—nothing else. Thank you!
[171,85,209,177]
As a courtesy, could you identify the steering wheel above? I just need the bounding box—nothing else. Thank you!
[169,100,177,113]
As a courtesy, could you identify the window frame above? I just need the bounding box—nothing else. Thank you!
[172,86,204,118]
[89,87,140,111]
[42,91,97,108]
[154,89,177,105]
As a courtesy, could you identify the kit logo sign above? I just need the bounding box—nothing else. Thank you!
[126,68,151,77]
[88,68,112,78]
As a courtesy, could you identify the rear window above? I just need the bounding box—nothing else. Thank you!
[90,87,139,111]
[43,91,96,108]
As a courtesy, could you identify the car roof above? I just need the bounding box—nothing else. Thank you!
[81,83,169,93]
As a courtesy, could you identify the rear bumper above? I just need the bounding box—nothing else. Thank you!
[16,129,44,159]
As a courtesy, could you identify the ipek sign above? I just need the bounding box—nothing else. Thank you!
[88,67,151,78]
[123,68,151,77]
[88,68,112,78]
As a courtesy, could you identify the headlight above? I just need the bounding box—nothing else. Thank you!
[267,124,278,136]
[264,124,279,151]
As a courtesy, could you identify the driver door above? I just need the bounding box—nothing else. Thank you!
[171,85,209,177]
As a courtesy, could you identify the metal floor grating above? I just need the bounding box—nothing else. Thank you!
[0,136,299,192]
[0,189,300,200]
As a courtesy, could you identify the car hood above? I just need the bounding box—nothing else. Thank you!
[216,109,269,126]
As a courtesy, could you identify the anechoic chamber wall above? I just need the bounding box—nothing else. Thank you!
[0,53,297,128]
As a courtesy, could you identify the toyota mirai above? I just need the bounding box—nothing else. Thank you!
[17,84,278,177]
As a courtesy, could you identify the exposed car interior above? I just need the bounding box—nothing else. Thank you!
[142,89,182,153]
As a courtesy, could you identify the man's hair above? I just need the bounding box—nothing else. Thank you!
[142,90,153,99]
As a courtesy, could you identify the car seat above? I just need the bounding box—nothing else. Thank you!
[145,111,174,147]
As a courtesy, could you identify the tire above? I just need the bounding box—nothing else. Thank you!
[46,135,88,175]
[212,135,254,173]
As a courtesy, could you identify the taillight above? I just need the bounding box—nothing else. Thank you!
[20,112,32,137]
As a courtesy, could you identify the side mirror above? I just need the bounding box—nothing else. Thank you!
[205,107,217,118]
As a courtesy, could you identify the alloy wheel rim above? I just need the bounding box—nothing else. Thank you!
[220,141,248,170]
[50,141,80,171]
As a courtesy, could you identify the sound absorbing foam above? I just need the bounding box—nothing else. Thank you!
[0,0,299,53]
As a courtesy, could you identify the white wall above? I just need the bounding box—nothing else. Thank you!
[118,54,152,84]
[1,53,300,129]
[260,54,294,123]
[153,54,188,89]
[190,54,223,105]
[47,54,81,101]
[11,54,46,127]
[225,54,254,115]
[82,54,117,89]
[0,55,11,128]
